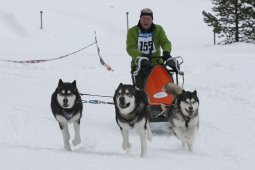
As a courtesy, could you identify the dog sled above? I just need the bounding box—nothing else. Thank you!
[133,56,184,122]
[79,56,184,123]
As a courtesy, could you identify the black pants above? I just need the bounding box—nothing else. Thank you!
[131,66,151,89]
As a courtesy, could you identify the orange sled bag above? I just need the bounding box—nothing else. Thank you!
[145,65,175,121]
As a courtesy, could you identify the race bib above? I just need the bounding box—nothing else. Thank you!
[138,32,156,54]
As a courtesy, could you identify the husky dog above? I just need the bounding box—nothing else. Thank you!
[113,83,153,157]
[164,83,199,151]
[51,79,83,151]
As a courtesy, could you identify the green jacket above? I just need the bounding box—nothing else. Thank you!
[126,23,172,69]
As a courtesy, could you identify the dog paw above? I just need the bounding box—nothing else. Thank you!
[64,144,72,151]
[181,141,186,148]
[122,143,131,150]
[188,144,193,151]
[140,150,147,158]
[72,138,81,146]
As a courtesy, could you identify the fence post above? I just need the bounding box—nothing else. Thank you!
[126,12,129,32]
[40,11,43,29]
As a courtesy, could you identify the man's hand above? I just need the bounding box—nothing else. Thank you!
[166,59,180,72]
[162,51,171,61]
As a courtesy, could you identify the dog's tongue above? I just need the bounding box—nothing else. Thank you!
[120,102,130,108]
[63,104,69,107]
[120,102,125,107]
[186,109,193,116]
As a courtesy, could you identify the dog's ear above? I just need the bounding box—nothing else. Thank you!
[58,79,64,86]
[193,90,197,95]
[118,83,123,88]
[72,80,77,87]
[182,90,186,94]
[181,90,187,97]
[114,83,122,98]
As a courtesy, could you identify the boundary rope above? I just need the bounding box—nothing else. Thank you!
[0,32,113,71]
[0,41,96,64]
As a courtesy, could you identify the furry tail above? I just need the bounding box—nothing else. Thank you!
[163,83,183,97]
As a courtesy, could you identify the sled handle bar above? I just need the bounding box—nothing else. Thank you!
[150,56,184,65]
[173,56,184,65]
[150,56,184,74]
[159,56,184,75]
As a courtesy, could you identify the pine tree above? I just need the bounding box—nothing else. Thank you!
[203,0,255,44]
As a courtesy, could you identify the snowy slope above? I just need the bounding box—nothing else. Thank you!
[0,0,255,170]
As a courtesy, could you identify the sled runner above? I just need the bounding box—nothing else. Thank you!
[133,56,184,122]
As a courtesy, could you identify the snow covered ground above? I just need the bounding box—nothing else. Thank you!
[0,0,255,169]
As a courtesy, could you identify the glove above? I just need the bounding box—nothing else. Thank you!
[135,56,150,67]
[162,51,171,61]
[165,57,180,72]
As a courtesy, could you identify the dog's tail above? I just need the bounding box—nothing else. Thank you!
[163,83,183,97]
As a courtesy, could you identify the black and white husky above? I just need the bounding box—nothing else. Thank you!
[164,83,199,151]
[51,79,83,151]
[113,83,153,157]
